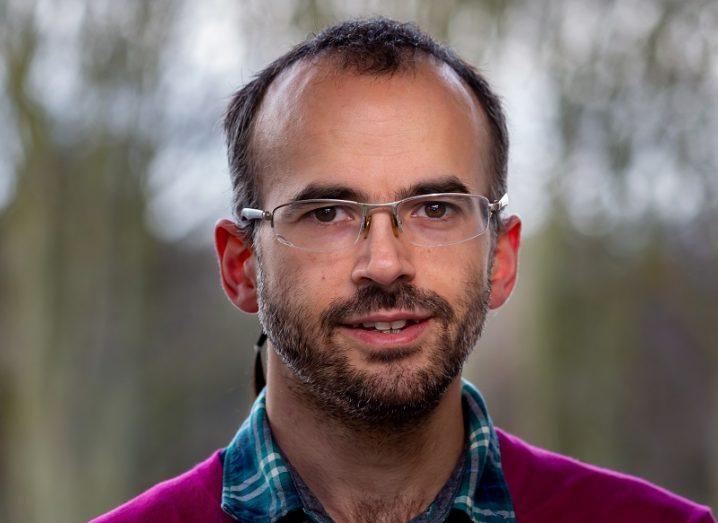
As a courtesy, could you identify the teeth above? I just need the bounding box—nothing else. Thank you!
[360,320,408,331]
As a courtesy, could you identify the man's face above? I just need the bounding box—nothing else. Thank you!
[253,57,496,426]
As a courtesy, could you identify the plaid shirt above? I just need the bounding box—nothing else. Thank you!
[221,379,516,522]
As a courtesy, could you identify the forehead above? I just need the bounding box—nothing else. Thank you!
[253,55,492,206]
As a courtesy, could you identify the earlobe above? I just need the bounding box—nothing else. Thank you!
[214,219,259,313]
[489,215,522,310]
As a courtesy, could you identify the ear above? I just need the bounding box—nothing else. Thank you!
[214,219,259,313]
[489,215,521,310]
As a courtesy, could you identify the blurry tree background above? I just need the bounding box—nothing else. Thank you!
[0,0,716,521]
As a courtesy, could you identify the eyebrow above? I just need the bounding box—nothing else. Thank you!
[395,175,471,200]
[286,175,471,205]
[288,183,370,203]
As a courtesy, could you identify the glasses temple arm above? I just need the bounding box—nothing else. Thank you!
[239,208,272,223]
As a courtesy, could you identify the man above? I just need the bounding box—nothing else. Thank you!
[94,18,715,523]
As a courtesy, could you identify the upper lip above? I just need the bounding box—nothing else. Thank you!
[341,310,433,326]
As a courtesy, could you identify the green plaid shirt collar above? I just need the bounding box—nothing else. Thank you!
[221,379,516,522]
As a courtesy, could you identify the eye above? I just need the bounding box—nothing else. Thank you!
[313,206,338,222]
[303,205,355,224]
[424,202,446,218]
[418,201,451,219]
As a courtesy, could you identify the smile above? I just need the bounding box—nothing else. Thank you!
[339,311,433,348]
[351,319,422,333]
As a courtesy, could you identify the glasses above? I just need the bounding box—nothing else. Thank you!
[239,192,508,253]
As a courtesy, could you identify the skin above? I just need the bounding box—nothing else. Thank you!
[215,56,522,522]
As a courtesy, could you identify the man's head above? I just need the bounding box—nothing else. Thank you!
[215,18,521,428]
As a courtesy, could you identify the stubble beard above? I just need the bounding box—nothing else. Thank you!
[256,256,492,432]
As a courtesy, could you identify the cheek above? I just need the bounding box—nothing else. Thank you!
[412,247,489,307]
[300,251,356,297]
[262,242,354,301]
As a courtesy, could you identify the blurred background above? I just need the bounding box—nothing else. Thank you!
[0,0,716,520]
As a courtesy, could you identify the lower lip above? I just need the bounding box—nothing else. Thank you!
[338,319,431,348]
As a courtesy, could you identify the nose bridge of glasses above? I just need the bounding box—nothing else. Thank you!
[361,202,402,239]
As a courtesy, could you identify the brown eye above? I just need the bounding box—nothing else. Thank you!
[313,207,337,222]
[423,202,447,218]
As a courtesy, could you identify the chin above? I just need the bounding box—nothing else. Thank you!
[319,355,458,426]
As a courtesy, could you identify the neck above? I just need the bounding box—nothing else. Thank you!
[264,348,465,522]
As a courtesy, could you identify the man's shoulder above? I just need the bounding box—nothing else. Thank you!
[496,428,715,523]
[90,450,231,523]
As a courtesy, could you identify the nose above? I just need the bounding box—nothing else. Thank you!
[350,211,416,287]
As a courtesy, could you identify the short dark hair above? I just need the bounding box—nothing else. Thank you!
[224,17,508,239]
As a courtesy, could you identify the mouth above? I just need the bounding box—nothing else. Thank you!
[345,318,424,333]
[338,311,433,348]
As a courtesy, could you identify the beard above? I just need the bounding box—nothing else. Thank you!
[256,260,492,430]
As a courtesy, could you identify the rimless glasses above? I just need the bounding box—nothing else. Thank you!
[239,192,508,253]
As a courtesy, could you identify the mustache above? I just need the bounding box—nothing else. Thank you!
[320,281,455,328]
